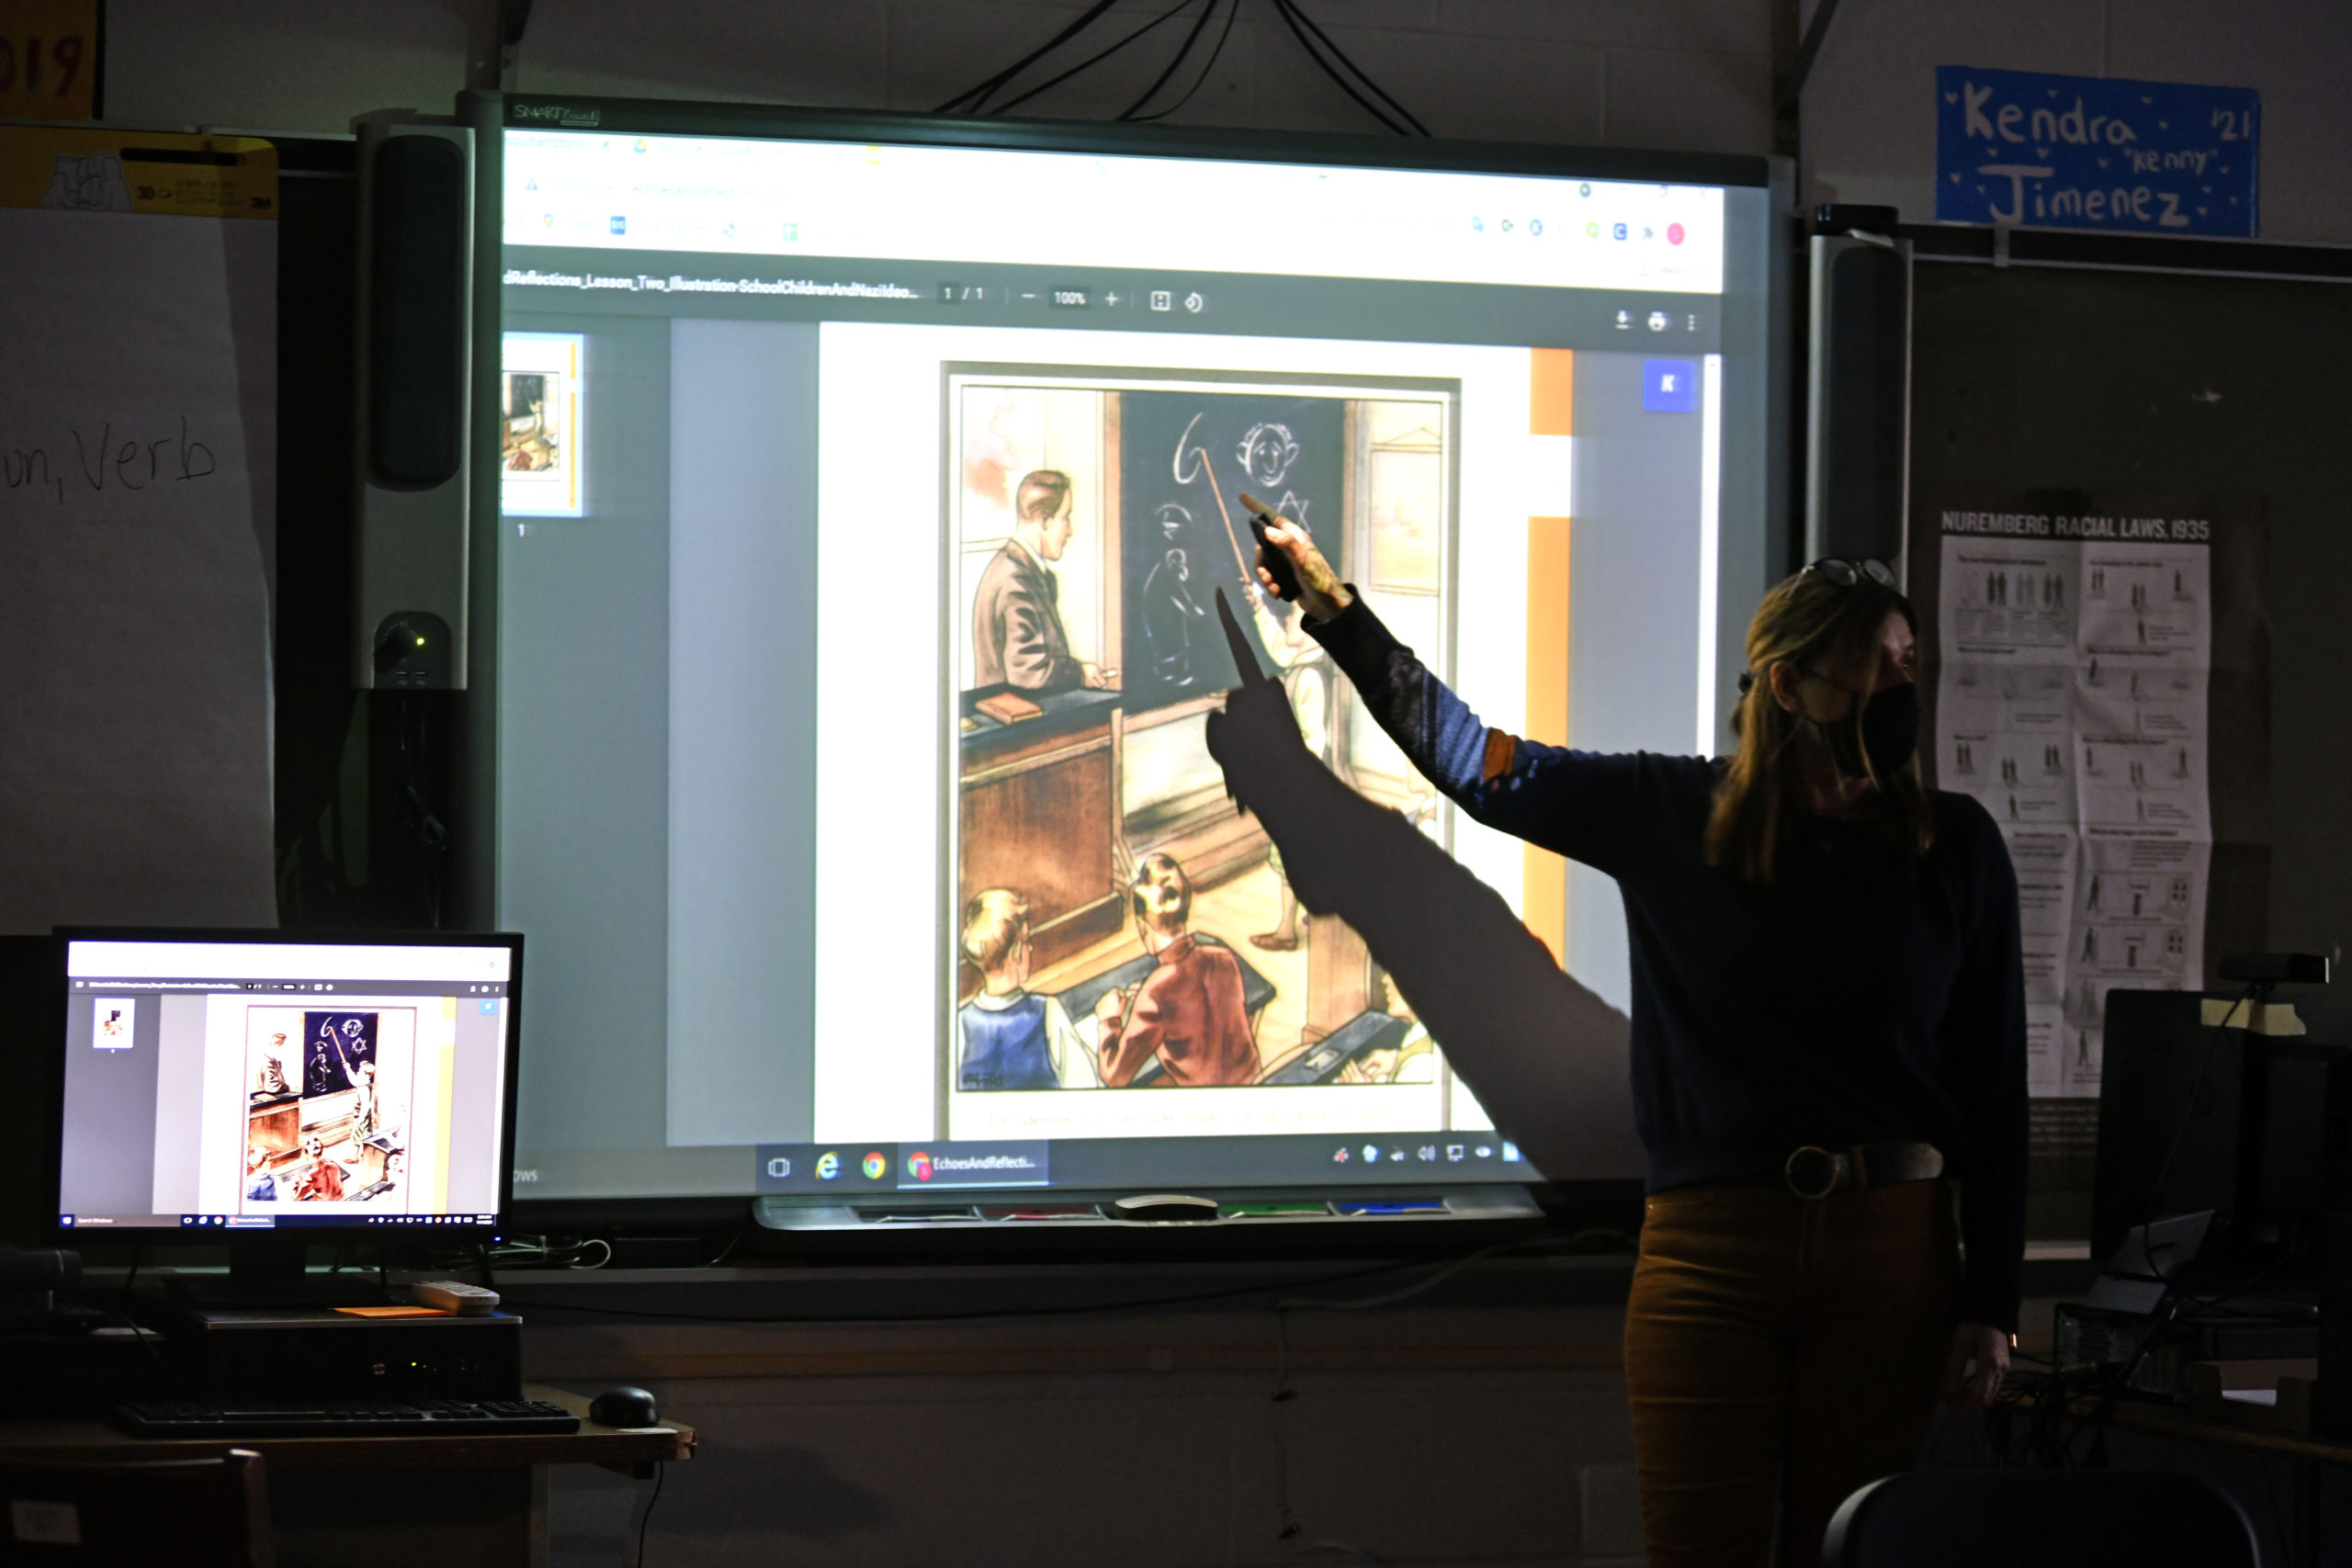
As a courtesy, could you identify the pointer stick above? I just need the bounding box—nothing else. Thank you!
[1191,447,1255,583]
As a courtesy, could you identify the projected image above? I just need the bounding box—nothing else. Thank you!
[948,371,1454,1109]
[239,1007,416,1211]
[500,331,584,517]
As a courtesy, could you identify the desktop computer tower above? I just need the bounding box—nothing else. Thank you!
[170,1310,523,1403]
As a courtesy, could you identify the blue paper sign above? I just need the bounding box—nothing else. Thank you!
[1936,66,2258,236]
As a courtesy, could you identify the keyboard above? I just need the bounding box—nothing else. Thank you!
[117,1397,582,1438]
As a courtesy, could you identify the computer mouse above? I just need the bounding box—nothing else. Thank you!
[589,1385,660,1428]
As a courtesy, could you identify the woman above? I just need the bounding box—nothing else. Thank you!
[1252,520,2025,1568]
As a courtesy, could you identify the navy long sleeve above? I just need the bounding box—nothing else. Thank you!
[1307,596,2030,1333]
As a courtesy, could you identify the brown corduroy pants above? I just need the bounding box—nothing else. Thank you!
[1623,1178,1961,1568]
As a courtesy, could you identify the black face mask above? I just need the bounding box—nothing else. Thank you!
[1818,681,1920,780]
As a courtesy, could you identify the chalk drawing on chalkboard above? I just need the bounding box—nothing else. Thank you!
[1237,421,1301,487]
[1170,411,1260,585]
[1141,547,1209,686]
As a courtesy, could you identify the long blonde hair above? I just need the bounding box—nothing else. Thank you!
[1705,570,1936,883]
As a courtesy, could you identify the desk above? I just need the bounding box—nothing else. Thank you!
[2024,1393,2336,1566]
[0,1383,694,1568]
[959,686,1126,976]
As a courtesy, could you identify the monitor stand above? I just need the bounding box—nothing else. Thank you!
[165,1233,394,1311]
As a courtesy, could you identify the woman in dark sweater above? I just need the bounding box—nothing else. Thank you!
[1251,519,2026,1568]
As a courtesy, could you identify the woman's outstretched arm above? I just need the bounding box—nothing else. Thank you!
[1251,511,1664,875]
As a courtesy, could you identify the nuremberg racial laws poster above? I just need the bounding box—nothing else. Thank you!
[1931,502,2223,1101]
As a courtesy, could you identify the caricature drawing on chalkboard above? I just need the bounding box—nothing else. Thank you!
[1237,421,1301,488]
[946,367,1460,1130]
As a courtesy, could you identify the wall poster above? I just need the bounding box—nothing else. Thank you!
[1913,495,2267,1167]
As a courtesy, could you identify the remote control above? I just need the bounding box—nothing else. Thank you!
[1239,493,1303,604]
[411,1279,500,1314]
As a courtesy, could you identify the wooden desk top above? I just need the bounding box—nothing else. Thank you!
[2097,1394,2352,1467]
[0,1384,695,1471]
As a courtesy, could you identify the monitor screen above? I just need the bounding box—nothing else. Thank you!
[491,101,1779,1202]
[55,934,520,1235]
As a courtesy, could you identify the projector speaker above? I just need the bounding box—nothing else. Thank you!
[1805,219,1911,570]
[353,115,474,690]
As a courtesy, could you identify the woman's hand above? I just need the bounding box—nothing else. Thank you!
[1941,1320,2011,1417]
[1249,506,1351,625]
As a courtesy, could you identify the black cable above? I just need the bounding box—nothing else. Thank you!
[2141,981,2262,1235]
[934,0,1124,115]
[477,1240,497,1292]
[991,0,1204,117]
[637,1461,664,1568]
[1277,0,1429,134]
[1127,0,1240,122]
[1270,0,1407,134]
[124,1241,141,1302]
[390,693,449,930]
[1118,0,1218,118]
[75,1298,203,1403]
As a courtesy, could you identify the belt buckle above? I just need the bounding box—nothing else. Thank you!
[1783,1145,1842,1201]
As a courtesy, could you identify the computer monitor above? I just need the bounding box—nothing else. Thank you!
[52,931,522,1243]
[481,96,1783,1207]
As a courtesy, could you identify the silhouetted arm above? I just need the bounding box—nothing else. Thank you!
[1305,596,1650,874]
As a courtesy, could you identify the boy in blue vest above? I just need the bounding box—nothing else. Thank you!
[957,888,1101,1091]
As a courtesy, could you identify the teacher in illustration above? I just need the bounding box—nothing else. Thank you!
[1250,516,2025,1568]
[973,469,1110,693]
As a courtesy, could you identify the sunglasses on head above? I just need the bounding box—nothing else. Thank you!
[1806,558,1899,590]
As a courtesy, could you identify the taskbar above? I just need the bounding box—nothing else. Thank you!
[58,1212,500,1231]
[748,1133,1532,1196]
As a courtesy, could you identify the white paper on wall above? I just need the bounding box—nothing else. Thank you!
[1934,510,2219,1099]
[0,207,277,931]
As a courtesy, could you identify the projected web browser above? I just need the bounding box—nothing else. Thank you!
[492,106,1778,1201]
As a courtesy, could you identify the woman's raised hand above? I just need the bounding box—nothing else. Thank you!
[1242,495,1351,624]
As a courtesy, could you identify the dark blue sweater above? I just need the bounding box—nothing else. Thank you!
[1307,596,2029,1332]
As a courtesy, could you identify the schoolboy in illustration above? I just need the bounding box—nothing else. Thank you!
[956,888,1101,1091]
[1094,854,1260,1088]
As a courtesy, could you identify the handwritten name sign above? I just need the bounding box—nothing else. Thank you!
[1936,66,2258,237]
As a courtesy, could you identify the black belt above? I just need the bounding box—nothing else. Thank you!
[1749,1141,1945,1201]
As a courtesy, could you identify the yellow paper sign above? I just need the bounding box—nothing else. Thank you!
[0,0,100,121]
[0,128,277,219]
